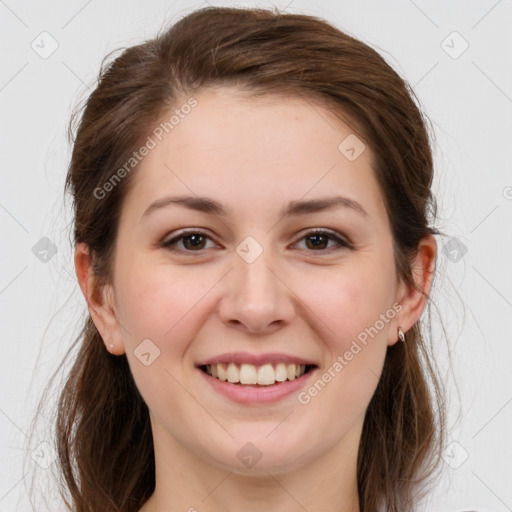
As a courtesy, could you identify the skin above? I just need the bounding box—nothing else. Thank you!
[75,86,436,512]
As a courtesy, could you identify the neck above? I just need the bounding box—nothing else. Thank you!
[140,417,363,512]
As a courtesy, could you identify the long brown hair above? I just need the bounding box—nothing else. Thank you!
[30,6,447,511]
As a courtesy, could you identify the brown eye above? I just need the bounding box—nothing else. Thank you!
[181,233,207,250]
[295,229,351,252]
[305,233,329,250]
[161,230,215,252]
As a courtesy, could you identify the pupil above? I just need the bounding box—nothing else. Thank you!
[185,234,204,250]
[308,235,327,250]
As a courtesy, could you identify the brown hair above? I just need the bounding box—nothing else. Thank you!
[31,6,447,511]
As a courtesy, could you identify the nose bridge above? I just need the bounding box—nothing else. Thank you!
[237,241,276,301]
[219,235,295,333]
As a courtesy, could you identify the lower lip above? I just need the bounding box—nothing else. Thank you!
[197,367,318,404]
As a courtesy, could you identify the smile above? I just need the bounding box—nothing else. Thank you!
[201,362,315,386]
[197,362,319,404]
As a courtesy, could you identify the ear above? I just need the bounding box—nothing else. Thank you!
[389,234,437,346]
[74,242,125,355]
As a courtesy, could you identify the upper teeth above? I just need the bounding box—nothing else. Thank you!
[205,363,308,385]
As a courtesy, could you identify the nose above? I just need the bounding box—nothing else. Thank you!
[217,245,296,335]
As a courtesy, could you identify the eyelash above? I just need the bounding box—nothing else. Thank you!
[160,228,352,254]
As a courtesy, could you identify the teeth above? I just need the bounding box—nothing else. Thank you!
[204,362,308,385]
[257,364,275,385]
[240,363,258,384]
[227,362,239,383]
[275,363,288,382]
[217,364,227,381]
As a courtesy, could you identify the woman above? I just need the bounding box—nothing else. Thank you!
[49,5,446,511]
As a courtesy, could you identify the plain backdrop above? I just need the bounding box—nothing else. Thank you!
[1,0,511,510]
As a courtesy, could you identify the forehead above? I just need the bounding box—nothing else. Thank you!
[165,86,366,161]
[123,86,385,221]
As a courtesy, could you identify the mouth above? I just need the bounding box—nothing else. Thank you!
[198,362,318,387]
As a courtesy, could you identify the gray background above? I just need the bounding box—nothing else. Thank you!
[0,0,511,510]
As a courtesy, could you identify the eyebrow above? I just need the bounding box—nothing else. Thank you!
[141,194,368,220]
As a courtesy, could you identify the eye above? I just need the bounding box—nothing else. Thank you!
[160,229,217,253]
[294,229,352,252]
[160,228,352,254]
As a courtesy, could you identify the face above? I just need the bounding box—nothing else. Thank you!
[82,86,426,475]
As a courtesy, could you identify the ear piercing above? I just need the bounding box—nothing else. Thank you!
[398,327,405,342]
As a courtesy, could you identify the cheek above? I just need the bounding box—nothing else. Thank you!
[113,261,209,419]
[306,261,395,349]
[114,258,208,352]
[298,257,395,424]
[296,270,392,447]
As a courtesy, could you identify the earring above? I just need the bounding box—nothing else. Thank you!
[398,327,405,342]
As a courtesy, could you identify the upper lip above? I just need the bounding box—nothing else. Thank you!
[196,352,318,367]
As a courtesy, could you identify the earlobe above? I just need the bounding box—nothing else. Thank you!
[391,234,437,343]
[74,243,125,354]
